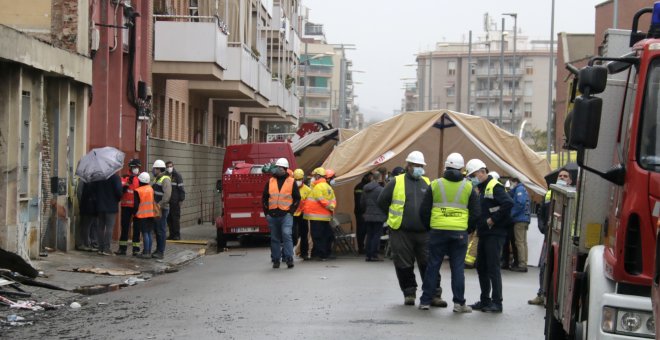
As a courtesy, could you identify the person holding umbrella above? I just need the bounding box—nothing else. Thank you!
[151,160,172,259]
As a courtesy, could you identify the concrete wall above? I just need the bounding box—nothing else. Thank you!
[149,138,224,229]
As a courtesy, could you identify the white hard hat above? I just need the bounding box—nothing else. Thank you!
[405,150,426,166]
[465,159,487,176]
[138,172,151,184]
[444,152,464,170]
[275,158,289,168]
[153,160,166,169]
[505,180,511,188]
[488,171,500,180]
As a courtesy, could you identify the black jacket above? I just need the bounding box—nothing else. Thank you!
[94,174,123,214]
[79,181,97,215]
[354,180,367,215]
[476,175,514,236]
[361,181,387,223]
[169,169,185,202]
[262,175,301,217]
[420,169,480,233]
[377,173,429,232]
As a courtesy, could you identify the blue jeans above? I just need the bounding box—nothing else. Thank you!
[155,208,169,254]
[268,214,294,263]
[476,233,506,306]
[136,218,154,254]
[421,230,468,305]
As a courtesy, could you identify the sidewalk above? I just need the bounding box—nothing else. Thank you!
[5,223,217,307]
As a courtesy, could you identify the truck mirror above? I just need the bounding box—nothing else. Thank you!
[578,66,607,95]
[216,179,222,192]
[569,96,602,149]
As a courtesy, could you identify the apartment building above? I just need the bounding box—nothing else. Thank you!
[0,0,93,256]
[151,0,301,226]
[413,29,555,137]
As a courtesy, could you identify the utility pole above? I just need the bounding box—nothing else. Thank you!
[467,30,472,114]
[503,13,517,133]
[499,18,505,128]
[302,42,308,122]
[339,51,347,128]
[546,0,555,162]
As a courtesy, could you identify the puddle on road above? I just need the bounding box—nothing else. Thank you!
[73,283,126,295]
[349,319,413,325]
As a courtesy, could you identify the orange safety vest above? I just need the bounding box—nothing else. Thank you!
[121,175,140,207]
[268,177,295,211]
[303,178,336,221]
[134,185,156,219]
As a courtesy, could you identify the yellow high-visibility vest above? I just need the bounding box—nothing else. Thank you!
[430,178,472,231]
[386,174,430,229]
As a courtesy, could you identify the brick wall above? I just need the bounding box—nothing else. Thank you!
[149,138,224,229]
[51,0,78,52]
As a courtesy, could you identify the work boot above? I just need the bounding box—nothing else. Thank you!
[431,296,448,308]
[114,247,127,256]
[482,303,503,313]
[272,261,280,269]
[418,304,430,310]
[510,266,528,273]
[151,252,164,259]
[528,294,545,305]
[404,295,416,306]
[286,261,294,269]
[469,301,489,311]
[453,303,473,313]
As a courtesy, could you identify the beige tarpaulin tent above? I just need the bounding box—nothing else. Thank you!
[293,128,358,175]
[322,110,551,229]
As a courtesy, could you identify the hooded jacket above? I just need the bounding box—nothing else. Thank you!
[361,180,387,223]
[509,183,531,223]
[377,172,429,232]
[476,175,514,236]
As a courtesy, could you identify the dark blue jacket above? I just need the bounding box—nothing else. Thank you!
[361,181,387,223]
[476,176,513,237]
[509,183,531,223]
[94,174,123,214]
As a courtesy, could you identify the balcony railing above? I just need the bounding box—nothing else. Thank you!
[473,68,524,77]
[225,43,272,99]
[299,65,332,77]
[153,16,228,70]
[297,86,331,96]
[474,89,518,97]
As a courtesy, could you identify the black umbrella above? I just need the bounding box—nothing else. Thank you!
[544,162,579,187]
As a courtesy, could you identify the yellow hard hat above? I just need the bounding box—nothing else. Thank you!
[293,169,305,180]
[312,167,326,176]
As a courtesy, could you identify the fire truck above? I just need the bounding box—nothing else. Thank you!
[215,142,297,251]
[544,4,660,339]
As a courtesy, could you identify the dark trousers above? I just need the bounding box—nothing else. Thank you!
[390,229,435,296]
[135,218,154,254]
[421,230,468,305]
[356,213,366,252]
[296,216,309,258]
[118,207,141,252]
[310,220,333,259]
[155,208,169,254]
[476,233,506,306]
[77,214,97,249]
[167,201,181,239]
[365,221,383,259]
[501,223,518,267]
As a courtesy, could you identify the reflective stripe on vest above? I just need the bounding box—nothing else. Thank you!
[430,178,471,231]
[120,175,139,207]
[135,186,156,219]
[484,178,502,213]
[268,177,295,211]
[386,174,430,230]
[545,189,552,203]
[294,184,311,216]
[152,175,171,202]
[303,180,335,221]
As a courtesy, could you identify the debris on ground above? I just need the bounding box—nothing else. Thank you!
[123,277,146,286]
[0,296,63,311]
[69,267,141,276]
[69,302,81,309]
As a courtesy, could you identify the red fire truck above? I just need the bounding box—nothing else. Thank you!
[544,4,660,339]
[215,142,297,251]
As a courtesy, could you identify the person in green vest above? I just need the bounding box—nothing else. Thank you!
[418,153,480,312]
[377,151,446,307]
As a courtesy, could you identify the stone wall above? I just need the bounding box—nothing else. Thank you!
[149,138,224,229]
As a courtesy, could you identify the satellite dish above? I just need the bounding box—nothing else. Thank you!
[239,124,248,141]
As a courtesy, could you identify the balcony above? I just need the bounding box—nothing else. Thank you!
[153,16,228,80]
[241,79,299,125]
[299,65,332,77]
[474,68,524,78]
[297,86,331,98]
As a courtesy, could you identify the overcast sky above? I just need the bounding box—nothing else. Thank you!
[302,0,604,122]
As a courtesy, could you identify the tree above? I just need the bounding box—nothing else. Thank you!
[526,128,548,152]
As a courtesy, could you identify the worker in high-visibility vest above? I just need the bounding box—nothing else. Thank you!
[418,153,479,312]
[377,151,446,307]
[115,158,142,256]
[465,159,514,313]
[151,160,171,260]
[529,168,573,305]
[293,169,312,260]
[303,167,336,261]
[262,158,301,269]
[133,172,156,258]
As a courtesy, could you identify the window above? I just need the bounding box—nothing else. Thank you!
[448,60,456,76]
[638,58,660,172]
[446,85,455,97]
[525,59,534,75]
[524,103,532,118]
[524,81,533,96]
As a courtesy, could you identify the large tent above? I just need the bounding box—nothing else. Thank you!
[293,128,358,175]
[322,110,552,227]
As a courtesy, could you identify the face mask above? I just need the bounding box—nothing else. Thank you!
[166,167,173,173]
[329,179,336,186]
[131,168,139,175]
[556,179,567,186]
[470,177,480,186]
[411,167,425,179]
[296,180,303,187]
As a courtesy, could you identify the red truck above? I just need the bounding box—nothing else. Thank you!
[215,142,297,252]
[544,5,660,339]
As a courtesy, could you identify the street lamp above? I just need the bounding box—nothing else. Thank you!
[503,12,518,133]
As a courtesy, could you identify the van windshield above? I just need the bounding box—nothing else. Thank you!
[639,58,660,172]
